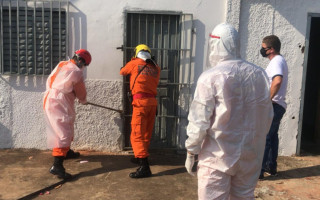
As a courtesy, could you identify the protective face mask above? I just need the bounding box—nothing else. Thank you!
[260,47,269,57]
[137,51,151,61]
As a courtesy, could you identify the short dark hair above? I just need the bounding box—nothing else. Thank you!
[262,35,281,53]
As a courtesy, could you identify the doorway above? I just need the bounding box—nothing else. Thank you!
[300,16,320,154]
[121,11,193,149]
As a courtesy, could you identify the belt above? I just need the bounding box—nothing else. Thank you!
[133,93,155,100]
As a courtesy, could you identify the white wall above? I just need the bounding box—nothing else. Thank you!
[68,0,226,81]
[3,0,318,156]
[227,0,320,155]
[0,0,226,151]
[3,0,317,156]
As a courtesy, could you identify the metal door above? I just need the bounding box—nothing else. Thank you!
[121,11,193,149]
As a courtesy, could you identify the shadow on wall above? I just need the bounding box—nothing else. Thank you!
[0,76,13,149]
[69,2,88,79]
[175,19,205,149]
[5,76,47,92]
[113,115,124,148]
[0,123,12,148]
[193,19,206,82]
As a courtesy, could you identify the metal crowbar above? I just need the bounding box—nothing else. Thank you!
[87,102,123,114]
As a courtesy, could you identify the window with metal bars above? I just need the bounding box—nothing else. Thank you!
[0,0,68,75]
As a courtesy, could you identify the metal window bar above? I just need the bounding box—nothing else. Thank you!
[0,0,68,75]
[0,0,2,73]
[138,14,140,44]
[16,0,19,74]
[153,15,155,49]
[145,14,147,44]
[42,1,44,74]
[66,0,68,62]
[58,0,61,60]
[50,0,52,72]
[33,0,36,74]
[160,15,162,68]
[25,0,27,74]
[9,1,11,73]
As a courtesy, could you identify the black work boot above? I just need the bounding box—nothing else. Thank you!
[129,157,152,178]
[130,156,139,164]
[50,156,72,179]
[65,149,80,159]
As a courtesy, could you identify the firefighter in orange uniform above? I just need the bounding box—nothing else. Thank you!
[43,49,91,179]
[120,44,160,178]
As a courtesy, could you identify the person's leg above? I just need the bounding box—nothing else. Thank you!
[230,160,260,200]
[145,106,156,151]
[260,103,284,178]
[268,103,285,174]
[260,127,273,178]
[130,106,148,158]
[129,106,152,178]
[50,147,72,179]
[52,147,70,157]
[198,166,231,200]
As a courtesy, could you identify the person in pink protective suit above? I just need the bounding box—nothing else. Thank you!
[43,49,91,179]
[184,23,274,199]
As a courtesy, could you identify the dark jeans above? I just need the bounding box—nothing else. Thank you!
[261,103,286,174]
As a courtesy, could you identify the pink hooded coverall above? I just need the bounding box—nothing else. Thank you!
[43,60,87,157]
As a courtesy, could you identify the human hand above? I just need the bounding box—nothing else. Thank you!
[185,152,196,176]
[78,99,88,105]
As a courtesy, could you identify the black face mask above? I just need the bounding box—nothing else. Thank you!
[260,47,269,57]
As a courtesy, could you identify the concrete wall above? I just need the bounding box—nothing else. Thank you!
[3,0,318,156]
[227,0,320,155]
[0,0,226,151]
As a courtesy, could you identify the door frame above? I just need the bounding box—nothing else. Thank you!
[120,10,194,149]
[296,13,320,155]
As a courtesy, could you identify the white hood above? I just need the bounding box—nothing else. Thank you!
[207,23,241,67]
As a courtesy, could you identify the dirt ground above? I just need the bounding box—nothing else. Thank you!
[0,149,319,200]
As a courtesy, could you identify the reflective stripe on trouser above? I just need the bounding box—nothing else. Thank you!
[52,147,70,157]
[131,105,156,158]
[198,166,256,200]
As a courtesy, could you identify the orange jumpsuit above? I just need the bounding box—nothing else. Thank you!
[120,58,160,158]
[43,60,87,157]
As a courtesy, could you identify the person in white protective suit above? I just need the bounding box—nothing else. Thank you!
[43,49,91,179]
[185,23,274,199]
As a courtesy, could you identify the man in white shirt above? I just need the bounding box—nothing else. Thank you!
[259,35,288,179]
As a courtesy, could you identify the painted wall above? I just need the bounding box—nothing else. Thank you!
[2,0,318,156]
[0,0,226,151]
[227,0,320,155]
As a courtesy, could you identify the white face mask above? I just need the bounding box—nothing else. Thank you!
[137,51,151,61]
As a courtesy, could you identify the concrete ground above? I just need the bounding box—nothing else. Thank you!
[0,149,320,200]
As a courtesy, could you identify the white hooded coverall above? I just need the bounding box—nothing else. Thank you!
[185,23,273,199]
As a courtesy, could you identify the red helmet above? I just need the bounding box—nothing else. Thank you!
[75,49,92,65]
